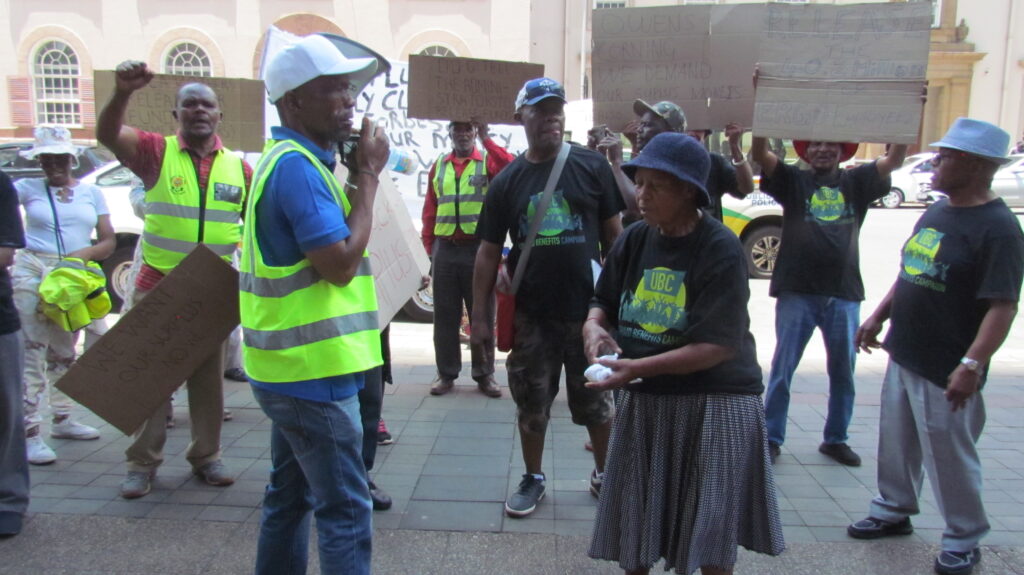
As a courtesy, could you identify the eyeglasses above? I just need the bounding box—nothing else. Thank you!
[931,150,971,166]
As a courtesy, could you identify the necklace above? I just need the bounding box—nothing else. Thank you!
[51,185,74,203]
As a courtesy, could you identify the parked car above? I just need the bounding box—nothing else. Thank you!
[992,154,1024,209]
[722,187,783,280]
[877,153,942,209]
[0,141,115,181]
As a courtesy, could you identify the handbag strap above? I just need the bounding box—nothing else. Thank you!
[510,142,571,295]
[44,184,67,258]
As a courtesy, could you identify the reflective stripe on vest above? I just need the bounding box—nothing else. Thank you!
[239,139,381,383]
[141,136,245,274]
[432,152,487,236]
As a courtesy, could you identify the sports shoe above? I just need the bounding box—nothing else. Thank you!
[429,377,455,396]
[589,469,603,498]
[847,516,914,539]
[475,376,502,398]
[223,367,247,382]
[934,548,981,575]
[768,442,781,464]
[368,480,392,511]
[377,419,394,445]
[194,461,235,487]
[222,409,233,421]
[50,419,100,440]
[819,442,861,466]
[26,435,56,465]
[505,474,545,518]
[120,470,154,499]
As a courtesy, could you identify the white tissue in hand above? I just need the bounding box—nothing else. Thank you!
[585,354,618,382]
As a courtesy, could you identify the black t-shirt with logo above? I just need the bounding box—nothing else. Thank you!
[0,170,25,335]
[884,198,1024,388]
[478,144,625,321]
[592,216,763,396]
[761,161,889,301]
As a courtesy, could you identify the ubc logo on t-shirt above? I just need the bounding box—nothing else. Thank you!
[619,267,687,345]
[523,189,584,247]
[806,186,854,225]
[899,227,950,292]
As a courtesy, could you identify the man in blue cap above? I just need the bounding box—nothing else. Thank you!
[848,118,1024,575]
[472,77,624,518]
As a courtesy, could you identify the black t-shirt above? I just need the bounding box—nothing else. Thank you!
[884,198,1024,388]
[705,152,741,223]
[592,216,763,395]
[479,144,624,321]
[0,170,25,335]
[761,161,889,301]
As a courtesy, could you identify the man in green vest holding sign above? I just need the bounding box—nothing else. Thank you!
[242,34,388,574]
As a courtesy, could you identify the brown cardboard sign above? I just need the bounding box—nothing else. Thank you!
[753,2,931,144]
[407,55,543,125]
[56,246,239,435]
[94,70,266,152]
[591,4,765,132]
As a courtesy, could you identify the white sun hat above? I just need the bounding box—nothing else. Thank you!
[264,34,377,104]
[20,125,77,159]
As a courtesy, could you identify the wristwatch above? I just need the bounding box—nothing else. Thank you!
[960,357,982,373]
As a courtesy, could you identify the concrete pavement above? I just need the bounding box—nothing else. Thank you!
[1,209,1022,574]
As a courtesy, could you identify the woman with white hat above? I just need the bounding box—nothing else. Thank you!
[12,125,114,464]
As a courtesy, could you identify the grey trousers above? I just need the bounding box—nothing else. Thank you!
[0,330,29,534]
[431,239,494,381]
[869,359,989,552]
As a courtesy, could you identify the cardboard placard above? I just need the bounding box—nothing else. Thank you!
[94,70,266,152]
[407,55,544,125]
[591,4,764,131]
[56,246,239,435]
[753,2,931,144]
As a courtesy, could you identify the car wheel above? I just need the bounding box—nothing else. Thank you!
[100,239,136,313]
[881,188,904,209]
[401,284,434,323]
[742,225,781,280]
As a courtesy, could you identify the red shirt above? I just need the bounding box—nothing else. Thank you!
[421,137,515,255]
[124,129,254,290]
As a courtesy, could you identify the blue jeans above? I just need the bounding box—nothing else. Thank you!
[764,292,859,446]
[252,388,372,575]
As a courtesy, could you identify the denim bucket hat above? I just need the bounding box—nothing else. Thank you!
[622,132,710,207]
[931,117,1012,165]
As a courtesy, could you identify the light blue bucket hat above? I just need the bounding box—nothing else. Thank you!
[930,117,1012,165]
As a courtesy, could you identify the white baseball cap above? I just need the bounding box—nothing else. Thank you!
[264,34,377,103]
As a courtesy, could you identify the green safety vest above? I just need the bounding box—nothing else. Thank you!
[432,151,488,236]
[38,258,111,331]
[239,139,382,383]
[141,136,245,274]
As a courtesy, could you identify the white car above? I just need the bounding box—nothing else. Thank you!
[992,154,1024,208]
[79,161,143,311]
[879,153,942,209]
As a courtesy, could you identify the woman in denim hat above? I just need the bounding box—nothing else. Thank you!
[584,132,784,575]
[12,125,114,465]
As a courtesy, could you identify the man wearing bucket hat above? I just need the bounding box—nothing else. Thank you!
[751,131,907,467]
[241,33,388,574]
[97,62,251,498]
[472,77,624,518]
[847,118,1024,575]
[597,99,753,224]
[421,119,514,398]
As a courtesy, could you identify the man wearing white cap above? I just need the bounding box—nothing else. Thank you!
[848,118,1024,575]
[241,34,388,575]
[97,62,250,498]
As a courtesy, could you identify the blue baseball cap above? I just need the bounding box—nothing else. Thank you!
[621,132,711,207]
[514,77,567,111]
[931,117,1012,165]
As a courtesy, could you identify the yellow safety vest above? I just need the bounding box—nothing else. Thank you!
[142,136,245,274]
[239,139,382,383]
[432,151,488,236]
[38,258,111,331]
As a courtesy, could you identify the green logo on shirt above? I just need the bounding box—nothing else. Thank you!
[807,186,848,222]
[900,227,950,292]
[621,268,687,335]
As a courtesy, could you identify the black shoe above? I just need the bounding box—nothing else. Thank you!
[819,442,861,466]
[847,516,914,539]
[934,548,981,575]
[224,367,247,382]
[368,481,392,511]
[768,442,781,464]
[505,474,545,518]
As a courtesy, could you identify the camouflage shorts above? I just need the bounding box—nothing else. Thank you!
[506,312,614,427]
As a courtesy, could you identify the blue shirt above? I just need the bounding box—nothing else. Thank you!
[248,126,364,401]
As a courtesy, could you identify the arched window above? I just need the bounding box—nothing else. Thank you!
[418,44,456,58]
[164,42,212,77]
[32,40,80,125]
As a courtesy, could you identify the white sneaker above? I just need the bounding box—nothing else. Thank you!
[26,435,56,465]
[50,419,100,440]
